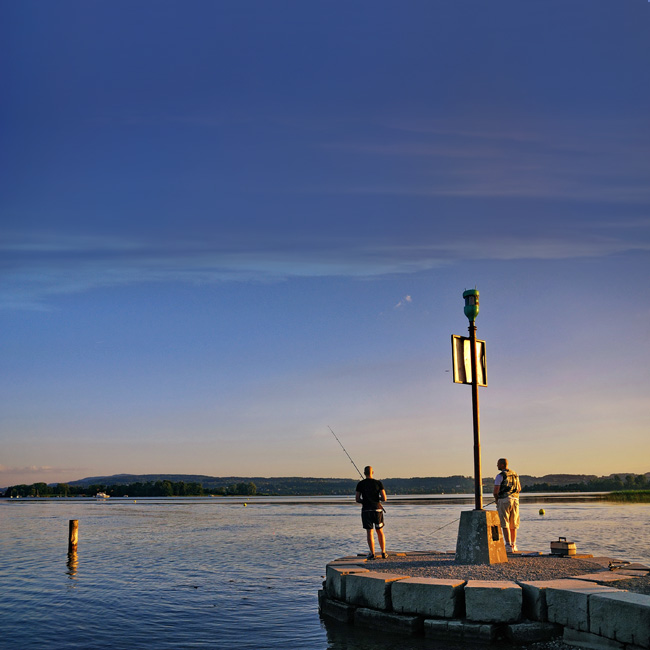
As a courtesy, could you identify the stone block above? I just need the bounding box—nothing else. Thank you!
[325,565,368,601]
[519,579,618,627]
[563,627,624,649]
[505,621,563,644]
[424,619,498,642]
[617,569,650,577]
[588,557,618,568]
[391,577,465,618]
[465,580,522,623]
[354,607,423,635]
[329,556,365,563]
[424,619,449,635]
[589,591,650,647]
[545,580,620,632]
[344,571,409,611]
[455,509,508,565]
[519,580,551,621]
[318,591,356,624]
[403,550,440,556]
[572,571,645,584]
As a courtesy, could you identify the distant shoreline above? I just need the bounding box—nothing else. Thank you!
[604,489,650,502]
[1,492,615,505]
[3,471,648,499]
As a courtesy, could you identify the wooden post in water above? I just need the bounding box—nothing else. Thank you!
[68,520,79,553]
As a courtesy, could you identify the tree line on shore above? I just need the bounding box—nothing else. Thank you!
[1,480,258,498]
[604,490,650,502]
[2,475,477,498]
[520,473,650,493]
[3,472,649,498]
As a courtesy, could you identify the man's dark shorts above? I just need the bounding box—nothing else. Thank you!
[361,510,384,530]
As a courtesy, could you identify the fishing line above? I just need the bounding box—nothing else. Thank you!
[431,499,497,534]
[327,426,386,512]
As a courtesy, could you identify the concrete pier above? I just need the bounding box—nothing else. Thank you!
[319,551,650,648]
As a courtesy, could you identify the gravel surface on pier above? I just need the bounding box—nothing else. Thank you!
[367,552,650,593]
[372,553,603,581]
[608,575,650,594]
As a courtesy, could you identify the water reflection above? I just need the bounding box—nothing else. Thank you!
[66,551,78,581]
[323,617,464,650]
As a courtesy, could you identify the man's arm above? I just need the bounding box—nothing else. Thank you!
[380,489,387,502]
[356,491,362,504]
[493,473,502,501]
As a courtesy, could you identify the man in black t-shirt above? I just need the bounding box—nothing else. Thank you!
[355,465,387,560]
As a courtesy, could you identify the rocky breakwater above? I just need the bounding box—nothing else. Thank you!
[318,551,650,648]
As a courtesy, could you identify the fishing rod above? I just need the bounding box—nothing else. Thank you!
[328,426,386,512]
[328,426,364,479]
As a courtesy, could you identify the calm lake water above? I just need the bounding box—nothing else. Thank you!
[1,495,648,650]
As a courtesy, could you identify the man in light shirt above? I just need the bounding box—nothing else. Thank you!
[493,458,521,553]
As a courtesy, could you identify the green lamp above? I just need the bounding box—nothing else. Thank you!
[463,289,479,321]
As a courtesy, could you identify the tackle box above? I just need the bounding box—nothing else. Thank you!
[550,536,577,556]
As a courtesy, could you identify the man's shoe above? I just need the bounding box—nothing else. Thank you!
[381,552,388,559]
[511,544,518,552]
[366,552,375,560]
[505,544,512,553]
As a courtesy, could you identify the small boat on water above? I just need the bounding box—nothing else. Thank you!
[95,492,110,499]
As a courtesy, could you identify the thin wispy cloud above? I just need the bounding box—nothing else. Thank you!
[1,232,143,253]
[318,117,650,203]
[337,182,650,203]
[593,218,650,230]
[0,465,69,475]
[2,230,647,311]
[394,295,412,309]
[378,116,650,151]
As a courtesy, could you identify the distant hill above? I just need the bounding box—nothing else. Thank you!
[482,474,599,489]
[66,474,475,495]
[68,474,219,487]
[66,473,477,495]
[522,474,598,486]
[60,472,650,496]
[67,474,360,495]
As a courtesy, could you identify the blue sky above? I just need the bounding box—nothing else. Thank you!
[2,1,649,487]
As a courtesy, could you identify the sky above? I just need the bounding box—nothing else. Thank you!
[1,0,649,487]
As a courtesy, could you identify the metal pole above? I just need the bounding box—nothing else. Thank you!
[468,320,482,510]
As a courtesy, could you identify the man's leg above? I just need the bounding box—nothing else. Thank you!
[497,500,510,546]
[366,528,375,555]
[509,499,519,549]
[376,527,386,554]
